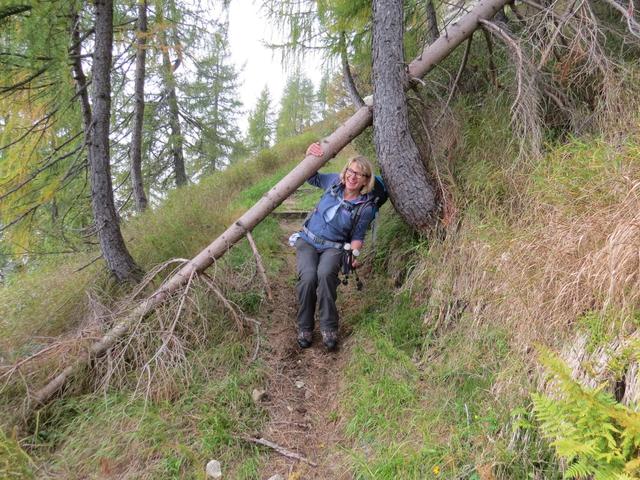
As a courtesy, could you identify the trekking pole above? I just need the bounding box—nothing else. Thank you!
[341,243,353,285]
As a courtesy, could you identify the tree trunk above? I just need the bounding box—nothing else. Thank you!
[340,31,365,108]
[426,0,439,44]
[156,1,187,187]
[373,0,437,231]
[31,0,510,408]
[131,0,149,212]
[211,55,221,171]
[90,0,141,282]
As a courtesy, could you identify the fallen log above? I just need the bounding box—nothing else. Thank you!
[30,0,510,408]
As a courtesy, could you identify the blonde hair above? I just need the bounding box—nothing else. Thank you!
[339,155,375,195]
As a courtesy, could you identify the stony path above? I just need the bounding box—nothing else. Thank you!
[255,218,353,479]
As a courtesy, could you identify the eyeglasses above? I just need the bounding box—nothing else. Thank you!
[346,168,370,180]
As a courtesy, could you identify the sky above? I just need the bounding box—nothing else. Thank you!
[227,0,324,132]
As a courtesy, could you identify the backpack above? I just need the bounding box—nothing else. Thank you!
[325,175,388,222]
[349,175,388,245]
[368,175,389,212]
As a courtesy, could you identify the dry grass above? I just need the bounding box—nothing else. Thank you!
[408,127,640,358]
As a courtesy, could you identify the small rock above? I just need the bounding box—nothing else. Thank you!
[294,380,305,389]
[252,388,267,403]
[267,475,284,480]
[286,405,293,412]
[205,459,222,478]
[304,389,312,400]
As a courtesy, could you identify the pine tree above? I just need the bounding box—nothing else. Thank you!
[181,19,243,174]
[275,70,316,142]
[246,86,274,152]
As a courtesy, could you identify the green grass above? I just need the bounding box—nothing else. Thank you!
[0,429,34,479]
[338,237,560,479]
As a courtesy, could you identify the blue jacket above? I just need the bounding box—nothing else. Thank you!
[299,172,375,249]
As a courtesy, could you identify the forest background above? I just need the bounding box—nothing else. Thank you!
[2,0,640,478]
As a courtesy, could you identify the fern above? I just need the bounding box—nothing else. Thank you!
[533,349,640,480]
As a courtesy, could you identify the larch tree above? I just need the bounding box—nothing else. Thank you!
[275,70,316,142]
[246,86,274,152]
[130,0,149,212]
[181,16,243,174]
[155,0,188,187]
[88,0,142,282]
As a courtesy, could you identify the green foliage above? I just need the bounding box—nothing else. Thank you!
[246,86,274,152]
[0,259,98,362]
[275,70,317,142]
[454,94,518,211]
[533,349,640,479]
[179,15,244,174]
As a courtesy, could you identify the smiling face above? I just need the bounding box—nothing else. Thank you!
[344,162,369,193]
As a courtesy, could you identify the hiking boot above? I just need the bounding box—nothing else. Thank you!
[321,330,338,352]
[297,330,313,349]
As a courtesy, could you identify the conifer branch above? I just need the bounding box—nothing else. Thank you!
[0,5,31,22]
[0,67,47,96]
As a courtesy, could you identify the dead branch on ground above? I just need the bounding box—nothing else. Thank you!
[238,436,318,467]
[246,231,273,300]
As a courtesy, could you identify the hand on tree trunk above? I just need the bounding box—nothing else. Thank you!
[306,142,323,157]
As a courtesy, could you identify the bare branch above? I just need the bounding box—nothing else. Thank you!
[246,231,273,300]
[600,0,640,39]
[434,35,472,129]
[0,67,47,96]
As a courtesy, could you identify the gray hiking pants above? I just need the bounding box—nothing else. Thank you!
[295,238,343,333]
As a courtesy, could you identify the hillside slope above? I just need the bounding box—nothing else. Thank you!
[3,90,640,478]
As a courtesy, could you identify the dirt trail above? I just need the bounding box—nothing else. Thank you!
[255,217,353,479]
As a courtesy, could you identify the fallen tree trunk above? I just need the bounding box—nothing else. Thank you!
[31,0,510,408]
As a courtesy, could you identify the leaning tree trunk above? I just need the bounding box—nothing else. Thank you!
[373,0,437,231]
[131,0,149,212]
[31,0,510,409]
[91,0,141,282]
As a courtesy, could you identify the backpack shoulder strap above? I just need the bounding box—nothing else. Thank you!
[304,179,343,227]
[349,198,376,241]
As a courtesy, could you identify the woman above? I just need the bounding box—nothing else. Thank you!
[292,143,376,351]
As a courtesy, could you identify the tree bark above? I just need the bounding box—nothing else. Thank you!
[156,0,187,187]
[131,0,149,212]
[373,0,437,231]
[90,0,141,282]
[426,0,439,44]
[31,0,511,408]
